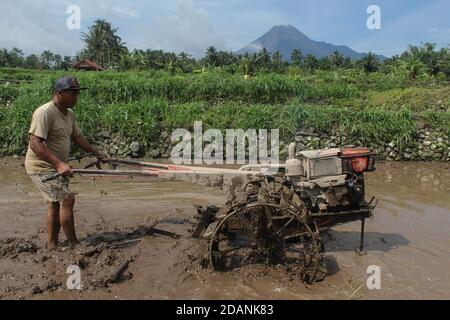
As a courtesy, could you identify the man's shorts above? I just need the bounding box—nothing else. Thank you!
[29,174,74,203]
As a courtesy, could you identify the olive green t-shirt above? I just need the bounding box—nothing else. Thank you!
[25,101,81,174]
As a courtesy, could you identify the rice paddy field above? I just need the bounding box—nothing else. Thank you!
[0,67,448,157]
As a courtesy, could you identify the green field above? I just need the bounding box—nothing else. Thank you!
[0,67,448,158]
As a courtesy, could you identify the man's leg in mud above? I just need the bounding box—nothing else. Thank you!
[47,202,61,249]
[60,194,78,248]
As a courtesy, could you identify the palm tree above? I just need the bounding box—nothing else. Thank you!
[205,46,219,67]
[3,48,25,68]
[40,50,55,69]
[329,51,344,69]
[304,54,319,70]
[361,52,380,73]
[130,50,146,69]
[24,54,40,69]
[257,47,271,69]
[53,54,63,69]
[291,49,303,66]
[81,19,127,69]
[118,51,132,71]
[272,51,283,71]
[178,52,194,72]
[241,53,257,77]
[61,56,73,70]
[399,55,427,80]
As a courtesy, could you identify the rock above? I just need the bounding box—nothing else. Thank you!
[149,150,161,158]
[423,140,431,146]
[160,131,169,141]
[388,142,395,148]
[99,131,111,138]
[130,141,141,153]
[296,130,309,137]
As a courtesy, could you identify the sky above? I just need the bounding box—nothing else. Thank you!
[0,0,449,58]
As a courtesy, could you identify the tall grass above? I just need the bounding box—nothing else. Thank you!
[0,85,20,102]
[0,68,447,155]
[0,69,363,105]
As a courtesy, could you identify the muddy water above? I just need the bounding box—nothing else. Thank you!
[0,158,449,300]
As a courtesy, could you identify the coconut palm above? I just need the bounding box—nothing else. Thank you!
[291,49,303,66]
[81,19,127,69]
[257,47,271,69]
[304,54,319,70]
[40,50,55,69]
[272,51,283,71]
[329,51,344,69]
[205,46,219,67]
[399,55,427,80]
[361,52,380,73]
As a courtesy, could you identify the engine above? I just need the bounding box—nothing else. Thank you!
[284,143,376,213]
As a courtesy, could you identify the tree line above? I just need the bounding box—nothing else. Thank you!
[1,19,449,80]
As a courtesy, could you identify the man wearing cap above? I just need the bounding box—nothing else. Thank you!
[25,76,106,250]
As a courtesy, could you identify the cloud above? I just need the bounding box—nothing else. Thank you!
[129,0,228,57]
[0,0,145,55]
[0,0,227,58]
[112,6,139,18]
[0,0,83,55]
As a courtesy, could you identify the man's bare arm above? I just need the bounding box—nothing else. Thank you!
[72,134,106,159]
[29,134,72,175]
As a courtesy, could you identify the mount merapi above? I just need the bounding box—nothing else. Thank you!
[238,25,370,60]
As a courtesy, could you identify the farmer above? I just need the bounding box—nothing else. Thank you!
[25,76,106,250]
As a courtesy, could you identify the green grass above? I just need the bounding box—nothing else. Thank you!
[0,68,448,156]
[366,87,450,112]
[0,84,20,102]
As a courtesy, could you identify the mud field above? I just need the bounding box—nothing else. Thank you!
[0,157,449,300]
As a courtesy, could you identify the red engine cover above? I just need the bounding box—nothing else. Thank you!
[341,148,371,156]
[341,148,372,173]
